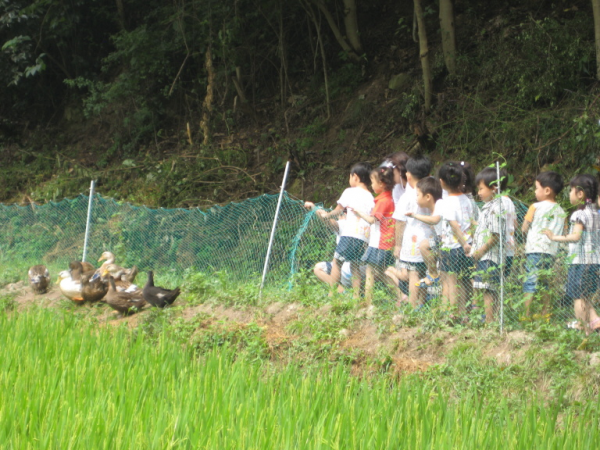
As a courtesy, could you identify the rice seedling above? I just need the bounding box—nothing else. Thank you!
[0,308,598,449]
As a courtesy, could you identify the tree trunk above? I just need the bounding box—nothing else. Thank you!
[414,0,432,112]
[592,0,600,80]
[342,0,363,55]
[200,46,215,146]
[304,1,331,120]
[439,0,456,75]
[115,0,127,30]
[308,0,360,62]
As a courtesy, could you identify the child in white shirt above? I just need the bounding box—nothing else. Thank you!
[521,172,566,316]
[384,155,432,308]
[314,162,374,298]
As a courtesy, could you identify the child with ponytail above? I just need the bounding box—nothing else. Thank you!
[543,174,600,334]
[353,163,396,304]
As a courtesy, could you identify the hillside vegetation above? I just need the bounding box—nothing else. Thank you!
[1,0,600,207]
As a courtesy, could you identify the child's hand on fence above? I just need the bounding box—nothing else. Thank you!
[304,201,316,210]
[463,243,472,255]
[316,209,328,218]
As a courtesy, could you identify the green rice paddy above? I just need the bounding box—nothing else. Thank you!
[0,309,598,449]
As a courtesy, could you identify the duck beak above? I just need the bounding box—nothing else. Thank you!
[98,256,105,262]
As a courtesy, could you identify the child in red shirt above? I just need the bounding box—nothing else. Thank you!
[354,163,396,304]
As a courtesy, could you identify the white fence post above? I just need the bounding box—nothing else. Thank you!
[82,180,96,262]
[260,161,291,296]
[496,162,504,333]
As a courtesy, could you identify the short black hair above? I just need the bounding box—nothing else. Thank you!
[350,162,372,185]
[570,174,598,210]
[475,167,508,191]
[536,171,564,196]
[416,176,442,201]
[405,155,432,180]
[438,161,464,190]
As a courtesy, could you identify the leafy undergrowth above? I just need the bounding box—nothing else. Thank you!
[3,267,600,420]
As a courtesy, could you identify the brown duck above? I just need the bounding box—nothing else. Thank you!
[104,276,146,315]
[142,271,180,308]
[28,265,50,294]
[80,272,108,304]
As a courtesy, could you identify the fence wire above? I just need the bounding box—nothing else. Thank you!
[0,191,594,328]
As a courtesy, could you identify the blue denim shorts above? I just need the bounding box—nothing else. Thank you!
[362,247,394,268]
[335,236,368,263]
[472,259,500,291]
[565,264,600,303]
[522,253,554,294]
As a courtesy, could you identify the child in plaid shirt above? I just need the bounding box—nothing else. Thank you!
[543,174,600,334]
[470,167,507,323]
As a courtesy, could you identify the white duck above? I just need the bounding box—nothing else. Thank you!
[57,270,84,304]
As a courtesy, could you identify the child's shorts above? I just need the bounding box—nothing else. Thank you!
[504,256,514,278]
[397,260,427,277]
[335,236,368,263]
[522,253,554,294]
[362,247,394,268]
[473,259,500,291]
[565,264,600,303]
[439,247,473,277]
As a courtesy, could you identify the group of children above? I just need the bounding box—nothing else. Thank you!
[306,153,600,333]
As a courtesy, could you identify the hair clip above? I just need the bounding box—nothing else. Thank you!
[380,161,395,169]
[460,161,465,166]
[586,198,593,204]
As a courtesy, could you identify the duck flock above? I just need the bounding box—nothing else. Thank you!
[27,251,180,315]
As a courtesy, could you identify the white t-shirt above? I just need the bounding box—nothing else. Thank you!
[337,187,374,242]
[438,194,475,250]
[524,200,566,255]
[432,199,444,236]
[392,183,406,203]
[393,186,431,262]
[501,196,517,257]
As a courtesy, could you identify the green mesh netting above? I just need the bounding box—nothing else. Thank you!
[0,191,591,327]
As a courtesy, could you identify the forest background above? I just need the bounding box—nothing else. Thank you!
[2,0,600,208]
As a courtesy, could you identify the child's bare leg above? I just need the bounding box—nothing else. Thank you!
[541,291,551,316]
[523,293,534,317]
[419,240,439,279]
[408,270,425,308]
[483,291,495,323]
[350,261,361,299]
[314,261,336,286]
[329,259,342,296]
[574,299,592,328]
[365,265,375,305]
[385,266,408,304]
[456,275,470,316]
[444,272,459,310]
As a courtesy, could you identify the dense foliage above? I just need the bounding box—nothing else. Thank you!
[1,0,599,206]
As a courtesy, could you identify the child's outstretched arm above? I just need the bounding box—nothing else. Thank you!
[353,210,376,225]
[405,212,440,226]
[542,223,583,243]
[304,202,341,232]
